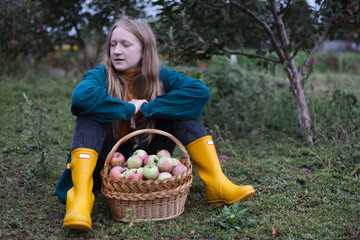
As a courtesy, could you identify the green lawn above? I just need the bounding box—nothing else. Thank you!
[0,60,359,239]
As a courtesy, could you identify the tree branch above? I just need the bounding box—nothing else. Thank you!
[300,22,332,75]
[229,0,285,62]
[227,50,281,63]
[270,0,290,59]
[289,29,317,61]
[279,0,292,14]
[201,0,285,62]
[200,0,227,8]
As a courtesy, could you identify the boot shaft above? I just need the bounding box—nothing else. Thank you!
[63,148,98,231]
[187,136,255,204]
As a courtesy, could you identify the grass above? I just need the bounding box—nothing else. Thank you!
[0,54,359,239]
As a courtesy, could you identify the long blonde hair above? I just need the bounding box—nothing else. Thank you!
[102,17,163,145]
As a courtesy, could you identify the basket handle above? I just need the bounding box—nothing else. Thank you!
[103,129,190,176]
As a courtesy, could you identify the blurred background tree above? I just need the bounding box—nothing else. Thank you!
[1,0,53,74]
[153,0,360,144]
[0,0,151,73]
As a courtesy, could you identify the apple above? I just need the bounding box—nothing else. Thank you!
[172,164,187,176]
[124,169,143,180]
[109,166,126,179]
[143,154,159,166]
[157,172,172,180]
[347,3,359,12]
[133,149,148,160]
[157,157,173,173]
[171,158,181,166]
[126,155,143,169]
[142,164,159,180]
[156,149,171,159]
[110,152,125,168]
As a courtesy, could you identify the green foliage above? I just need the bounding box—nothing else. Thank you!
[310,89,359,143]
[0,55,359,239]
[0,0,52,74]
[185,54,360,144]
[155,1,360,144]
[211,203,253,231]
[20,92,55,179]
[0,0,152,74]
[155,0,360,64]
[313,51,360,73]
[199,56,298,140]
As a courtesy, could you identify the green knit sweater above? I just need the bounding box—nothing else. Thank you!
[70,64,210,122]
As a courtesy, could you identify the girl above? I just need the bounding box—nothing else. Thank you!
[56,16,255,231]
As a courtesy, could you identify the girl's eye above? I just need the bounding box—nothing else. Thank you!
[123,42,131,47]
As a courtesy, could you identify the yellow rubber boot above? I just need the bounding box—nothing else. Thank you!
[63,148,98,231]
[187,136,255,204]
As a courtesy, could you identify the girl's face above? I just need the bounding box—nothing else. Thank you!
[110,26,142,72]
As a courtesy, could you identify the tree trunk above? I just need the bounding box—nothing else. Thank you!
[78,38,91,71]
[267,0,314,145]
[286,59,314,145]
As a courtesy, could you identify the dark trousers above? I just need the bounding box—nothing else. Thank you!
[71,115,207,160]
[56,115,207,202]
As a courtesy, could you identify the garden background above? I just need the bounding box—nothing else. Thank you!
[1,1,359,239]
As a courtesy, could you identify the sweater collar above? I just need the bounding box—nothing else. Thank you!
[122,68,138,82]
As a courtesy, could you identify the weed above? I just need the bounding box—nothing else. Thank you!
[210,202,253,232]
[122,206,136,232]
[21,92,52,179]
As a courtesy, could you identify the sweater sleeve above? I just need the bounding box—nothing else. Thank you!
[70,65,135,123]
[141,66,210,119]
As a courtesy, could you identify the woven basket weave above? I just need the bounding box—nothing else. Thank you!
[100,129,193,222]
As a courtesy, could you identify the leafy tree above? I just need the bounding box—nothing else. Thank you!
[38,0,151,70]
[154,0,360,144]
[0,0,151,73]
[0,0,52,73]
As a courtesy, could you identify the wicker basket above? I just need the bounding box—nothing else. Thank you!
[100,129,193,222]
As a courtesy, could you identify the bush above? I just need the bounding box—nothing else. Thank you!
[176,55,360,145]
[200,56,299,140]
[312,51,360,74]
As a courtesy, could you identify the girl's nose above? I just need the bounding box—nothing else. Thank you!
[114,45,123,54]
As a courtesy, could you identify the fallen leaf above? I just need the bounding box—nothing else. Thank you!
[250,130,259,135]
[218,155,228,163]
[272,226,278,237]
[190,230,196,234]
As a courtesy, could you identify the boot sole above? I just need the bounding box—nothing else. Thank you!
[63,220,91,231]
[207,189,256,205]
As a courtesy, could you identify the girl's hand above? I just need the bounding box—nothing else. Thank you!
[130,99,148,114]
[129,99,148,129]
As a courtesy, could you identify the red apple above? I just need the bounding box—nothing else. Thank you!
[157,172,172,180]
[347,3,359,12]
[126,155,143,169]
[172,164,187,176]
[133,149,148,160]
[143,154,159,166]
[110,152,125,168]
[36,25,43,33]
[157,157,173,173]
[124,169,143,180]
[156,149,171,159]
[109,166,126,179]
[171,158,181,166]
